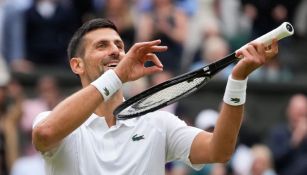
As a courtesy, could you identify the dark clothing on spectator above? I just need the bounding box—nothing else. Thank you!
[267,123,307,175]
[24,3,78,66]
[0,131,8,175]
[241,0,300,37]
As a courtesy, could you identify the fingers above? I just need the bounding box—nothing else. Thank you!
[142,53,164,75]
[145,53,163,68]
[265,39,279,59]
[130,40,168,54]
[236,43,260,59]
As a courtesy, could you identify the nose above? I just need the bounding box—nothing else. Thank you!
[109,43,120,58]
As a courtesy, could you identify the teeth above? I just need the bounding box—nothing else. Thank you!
[107,63,117,67]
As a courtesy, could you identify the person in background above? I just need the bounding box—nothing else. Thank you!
[0,58,23,175]
[249,144,277,175]
[136,0,189,74]
[23,0,79,67]
[267,93,307,175]
[95,0,136,52]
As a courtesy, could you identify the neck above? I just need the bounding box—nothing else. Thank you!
[95,90,124,127]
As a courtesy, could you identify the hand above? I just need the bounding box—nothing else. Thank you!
[232,39,278,80]
[114,40,167,83]
[291,116,307,147]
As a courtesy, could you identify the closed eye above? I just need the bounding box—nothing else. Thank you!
[115,40,124,51]
[96,41,108,49]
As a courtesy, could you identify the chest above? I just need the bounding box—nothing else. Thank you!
[78,122,166,167]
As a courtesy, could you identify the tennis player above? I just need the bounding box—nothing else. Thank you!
[32,18,278,174]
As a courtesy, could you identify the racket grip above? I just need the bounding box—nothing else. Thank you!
[253,22,294,45]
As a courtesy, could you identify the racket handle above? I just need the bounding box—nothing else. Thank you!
[254,22,294,45]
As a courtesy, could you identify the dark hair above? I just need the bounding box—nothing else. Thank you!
[67,18,119,60]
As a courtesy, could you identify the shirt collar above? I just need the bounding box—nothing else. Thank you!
[84,113,138,129]
[84,113,107,130]
[116,118,138,127]
[84,113,99,126]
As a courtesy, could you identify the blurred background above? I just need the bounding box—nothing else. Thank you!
[0,0,306,175]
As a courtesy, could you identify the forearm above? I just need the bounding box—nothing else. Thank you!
[210,103,244,160]
[190,76,246,164]
[33,85,103,152]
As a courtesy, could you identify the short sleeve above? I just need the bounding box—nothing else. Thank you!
[32,111,70,159]
[163,112,205,170]
[32,111,50,129]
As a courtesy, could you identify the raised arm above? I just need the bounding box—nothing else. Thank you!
[32,40,167,153]
[189,40,278,164]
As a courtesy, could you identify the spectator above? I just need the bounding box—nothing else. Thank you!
[68,0,95,25]
[241,0,300,39]
[0,0,33,73]
[95,0,136,52]
[1,76,61,175]
[180,0,220,72]
[249,144,277,175]
[294,0,307,38]
[190,35,232,80]
[20,75,63,154]
[266,94,307,175]
[0,60,23,175]
[136,0,189,74]
[23,0,79,67]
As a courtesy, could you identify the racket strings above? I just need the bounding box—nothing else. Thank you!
[120,77,209,115]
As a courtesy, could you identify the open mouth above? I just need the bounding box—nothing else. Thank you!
[106,63,118,68]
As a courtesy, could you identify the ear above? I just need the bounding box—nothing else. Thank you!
[70,57,84,75]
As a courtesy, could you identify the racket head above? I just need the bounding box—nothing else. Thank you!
[114,53,237,120]
[114,69,210,119]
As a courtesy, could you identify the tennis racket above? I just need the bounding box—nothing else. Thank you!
[114,22,294,120]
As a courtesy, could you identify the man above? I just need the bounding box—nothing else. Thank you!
[267,94,307,175]
[32,18,278,174]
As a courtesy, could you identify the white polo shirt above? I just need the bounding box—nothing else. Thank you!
[33,111,204,175]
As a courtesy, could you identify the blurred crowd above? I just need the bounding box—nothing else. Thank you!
[0,0,307,175]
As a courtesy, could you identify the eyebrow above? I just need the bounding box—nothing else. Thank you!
[114,39,124,45]
[94,39,124,47]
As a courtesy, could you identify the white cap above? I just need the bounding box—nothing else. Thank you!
[0,57,10,86]
[195,109,219,130]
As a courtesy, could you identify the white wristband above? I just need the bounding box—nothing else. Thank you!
[91,70,122,101]
[223,75,248,106]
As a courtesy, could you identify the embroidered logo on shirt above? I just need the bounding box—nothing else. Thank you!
[230,98,240,103]
[132,134,145,141]
[103,87,110,96]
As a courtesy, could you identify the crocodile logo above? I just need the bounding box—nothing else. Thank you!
[132,134,145,141]
[103,87,110,96]
[230,98,240,103]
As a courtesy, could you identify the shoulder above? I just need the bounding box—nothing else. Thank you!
[32,111,51,128]
[141,110,188,130]
[144,110,181,123]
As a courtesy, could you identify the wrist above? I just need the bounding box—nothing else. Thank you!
[114,68,125,83]
[223,75,248,106]
[231,70,249,80]
[91,69,122,101]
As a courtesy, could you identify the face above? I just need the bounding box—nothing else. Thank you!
[287,95,307,129]
[72,28,125,84]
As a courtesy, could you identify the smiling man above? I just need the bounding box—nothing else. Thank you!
[32,18,278,175]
